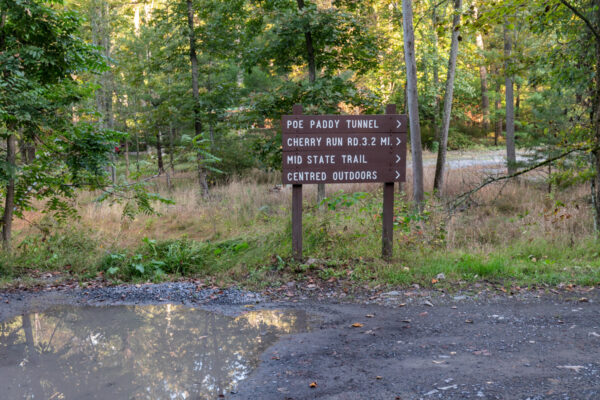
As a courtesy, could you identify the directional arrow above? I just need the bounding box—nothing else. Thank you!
[396,155,401,163]
[395,170,400,180]
[396,137,402,145]
[396,120,402,128]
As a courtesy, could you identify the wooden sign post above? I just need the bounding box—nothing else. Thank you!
[283,104,407,261]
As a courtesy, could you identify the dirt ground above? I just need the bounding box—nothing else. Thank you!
[1,284,599,400]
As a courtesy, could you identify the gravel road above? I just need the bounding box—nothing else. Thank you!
[1,284,599,399]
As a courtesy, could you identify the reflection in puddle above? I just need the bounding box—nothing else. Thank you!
[0,305,309,399]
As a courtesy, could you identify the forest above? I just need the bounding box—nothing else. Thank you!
[0,0,598,289]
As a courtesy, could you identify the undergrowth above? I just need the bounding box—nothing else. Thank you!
[1,169,599,289]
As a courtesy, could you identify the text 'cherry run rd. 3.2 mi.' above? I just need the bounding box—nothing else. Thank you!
[281,114,407,184]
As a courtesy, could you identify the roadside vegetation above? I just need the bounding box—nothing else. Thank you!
[2,155,598,290]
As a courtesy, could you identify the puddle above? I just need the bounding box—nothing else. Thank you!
[0,305,310,399]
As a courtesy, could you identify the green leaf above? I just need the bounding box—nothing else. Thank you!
[107,267,119,275]
[132,263,145,274]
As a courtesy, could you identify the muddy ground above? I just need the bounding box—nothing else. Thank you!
[1,283,599,400]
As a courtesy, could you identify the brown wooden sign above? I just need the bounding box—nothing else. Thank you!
[282,130,407,184]
[283,104,407,262]
[282,147,406,184]
[282,115,407,134]
[282,133,406,151]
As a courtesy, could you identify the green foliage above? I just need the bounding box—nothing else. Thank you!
[243,0,381,125]
[0,0,139,237]
[0,227,102,280]
[96,181,175,220]
[246,0,379,76]
[320,191,369,211]
[100,236,254,281]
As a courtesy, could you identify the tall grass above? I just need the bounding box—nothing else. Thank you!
[5,155,598,288]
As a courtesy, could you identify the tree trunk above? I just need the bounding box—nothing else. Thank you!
[156,127,164,174]
[296,0,316,83]
[432,5,440,141]
[27,144,35,163]
[478,64,491,132]
[504,21,516,174]
[135,130,140,173]
[2,133,16,249]
[474,7,490,133]
[296,0,324,204]
[187,0,209,197]
[515,82,521,120]
[100,1,116,183]
[433,0,462,195]
[124,139,130,180]
[206,70,215,145]
[402,0,424,207]
[494,71,502,146]
[18,138,35,164]
[592,4,600,232]
[403,81,408,114]
[169,123,175,175]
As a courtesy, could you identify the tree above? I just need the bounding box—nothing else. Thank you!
[433,0,463,194]
[402,0,425,206]
[504,19,516,174]
[474,6,491,133]
[0,0,121,248]
[245,0,380,199]
[295,0,325,203]
[187,0,209,196]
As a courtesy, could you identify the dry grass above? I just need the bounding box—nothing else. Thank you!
[5,154,599,289]
[12,157,594,257]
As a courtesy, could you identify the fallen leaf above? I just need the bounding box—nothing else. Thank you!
[423,300,434,307]
[431,279,438,284]
[557,365,585,373]
[351,322,364,328]
[309,382,317,388]
[419,312,428,317]
[438,384,458,391]
[398,303,406,307]
[465,319,473,323]
[578,297,589,303]
[376,376,383,380]
[432,360,445,364]
[366,314,375,318]
[589,331,600,338]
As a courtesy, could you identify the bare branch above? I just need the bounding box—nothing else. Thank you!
[448,145,592,211]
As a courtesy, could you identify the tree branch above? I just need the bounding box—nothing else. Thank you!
[448,145,593,210]
[413,0,450,30]
[559,0,600,42]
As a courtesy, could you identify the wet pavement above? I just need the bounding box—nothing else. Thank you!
[0,285,599,399]
[0,304,310,399]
